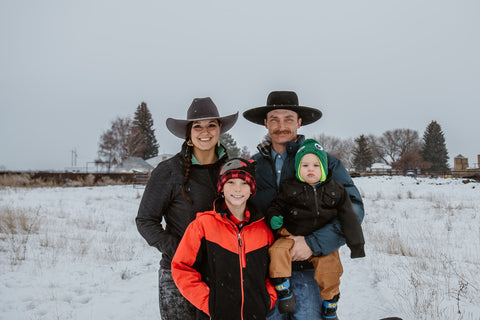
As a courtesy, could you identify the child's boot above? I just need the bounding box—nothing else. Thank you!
[271,277,296,314]
[321,294,339,320]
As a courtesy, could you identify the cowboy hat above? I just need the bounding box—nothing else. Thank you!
[242,91,322,126]
[166,97,239,139]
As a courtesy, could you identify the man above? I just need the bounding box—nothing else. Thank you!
[243,91,365,320]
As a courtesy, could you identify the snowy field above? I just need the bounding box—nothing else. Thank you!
[0,176,479,320]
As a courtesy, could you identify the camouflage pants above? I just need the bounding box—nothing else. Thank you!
[159,268,197,320]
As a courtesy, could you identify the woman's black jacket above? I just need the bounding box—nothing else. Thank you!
[135,146,228,269]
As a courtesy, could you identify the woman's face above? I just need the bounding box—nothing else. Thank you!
[189,119,221,152]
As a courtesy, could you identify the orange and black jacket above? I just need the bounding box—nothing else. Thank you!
[171,198,277,320]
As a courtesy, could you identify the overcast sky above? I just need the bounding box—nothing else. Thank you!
[1,0,479,171]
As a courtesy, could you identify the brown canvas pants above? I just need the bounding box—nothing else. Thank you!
[268,228,343,301]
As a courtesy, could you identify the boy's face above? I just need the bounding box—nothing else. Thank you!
[299,153,322,186]
[222,178,251,209]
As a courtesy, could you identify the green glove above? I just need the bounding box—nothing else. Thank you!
[270,215,284,230]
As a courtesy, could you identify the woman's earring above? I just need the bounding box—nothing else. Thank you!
[187,138,193,147]
[217,140,220,147]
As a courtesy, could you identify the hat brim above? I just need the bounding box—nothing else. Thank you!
[166,112,239,139]
[242,105,322,126]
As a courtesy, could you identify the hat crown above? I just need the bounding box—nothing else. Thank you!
[220,158,256,177]
[187,97,220,120]
[267,91,299,106]
[217,158,257,196]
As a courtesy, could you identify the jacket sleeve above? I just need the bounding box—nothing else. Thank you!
[265,278,278,309]
[135,164,180,259]
[305,154,365,256]
[336,189,365,258]
[171,219,210,316]
[263,223,277,308]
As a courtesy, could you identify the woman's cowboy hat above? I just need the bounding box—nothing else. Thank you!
[243,91,322,126]
[166,97,239,139]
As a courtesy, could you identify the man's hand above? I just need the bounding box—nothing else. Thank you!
[287,235,313,261]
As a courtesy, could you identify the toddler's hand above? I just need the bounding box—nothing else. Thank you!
[270,215,283,230]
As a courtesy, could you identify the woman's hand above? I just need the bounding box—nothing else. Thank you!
[287,235,313,261]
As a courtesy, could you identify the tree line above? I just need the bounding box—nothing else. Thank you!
[316,121,449,172]
[97,103,449,173]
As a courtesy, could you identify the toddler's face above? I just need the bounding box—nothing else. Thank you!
[299,153,322,186]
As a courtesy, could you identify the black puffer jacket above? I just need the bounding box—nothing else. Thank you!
[267,175,365,258]
[136,144,228,269]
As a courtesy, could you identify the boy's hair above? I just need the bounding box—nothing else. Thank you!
[295,139,328,183]
[217,158,256,196]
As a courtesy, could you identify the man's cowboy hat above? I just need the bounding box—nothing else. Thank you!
[166,97,239,139]
[243,91,322,126]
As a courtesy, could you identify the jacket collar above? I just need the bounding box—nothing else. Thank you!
[180,143,227,165]
[212,197,263,222]
[257,134,305,158]
[191,145,226,165]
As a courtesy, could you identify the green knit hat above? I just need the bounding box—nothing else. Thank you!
[295,139,328,183]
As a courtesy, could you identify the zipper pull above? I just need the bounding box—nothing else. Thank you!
[237,233,242,246]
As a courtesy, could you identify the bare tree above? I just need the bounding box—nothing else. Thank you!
[392,151,431,171]
[314,133,343,155]
[314,134,354,169]
[96,117,145,172]
[377,129,421,165]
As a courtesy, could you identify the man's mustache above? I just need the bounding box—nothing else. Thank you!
[272,129,293,135]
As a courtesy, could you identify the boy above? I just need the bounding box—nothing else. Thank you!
[267,139,365,319]
[171,158,277,320]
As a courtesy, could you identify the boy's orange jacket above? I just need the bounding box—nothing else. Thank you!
[172,199,277,320]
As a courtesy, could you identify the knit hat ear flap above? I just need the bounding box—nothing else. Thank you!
[295,139,328,182]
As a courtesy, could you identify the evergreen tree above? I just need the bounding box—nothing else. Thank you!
[352,134,374,172]
[219,133,240,158]
[420,120,449,171]
[239,146,251,159]
[133,102,159,159]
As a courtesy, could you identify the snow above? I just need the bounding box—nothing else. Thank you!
[1,177,479,320]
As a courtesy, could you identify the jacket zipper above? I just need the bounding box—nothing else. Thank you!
[237,231,245,320]
[313,186,320,216]
[225,215,264,320]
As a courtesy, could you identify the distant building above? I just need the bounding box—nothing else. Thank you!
[454,154,469,170]
[371,163,392,174]
[116,157,153,173]
[452,154,480,179]
[145,153,174,169]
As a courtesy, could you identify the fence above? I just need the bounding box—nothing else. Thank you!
[133,172,150,188]
[0,171,138,186]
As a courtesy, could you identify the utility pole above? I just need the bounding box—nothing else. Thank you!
[71,148,78,167]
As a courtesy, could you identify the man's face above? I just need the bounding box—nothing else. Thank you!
[264,109,301,145]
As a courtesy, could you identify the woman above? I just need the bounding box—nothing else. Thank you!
[136,97,238,320]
